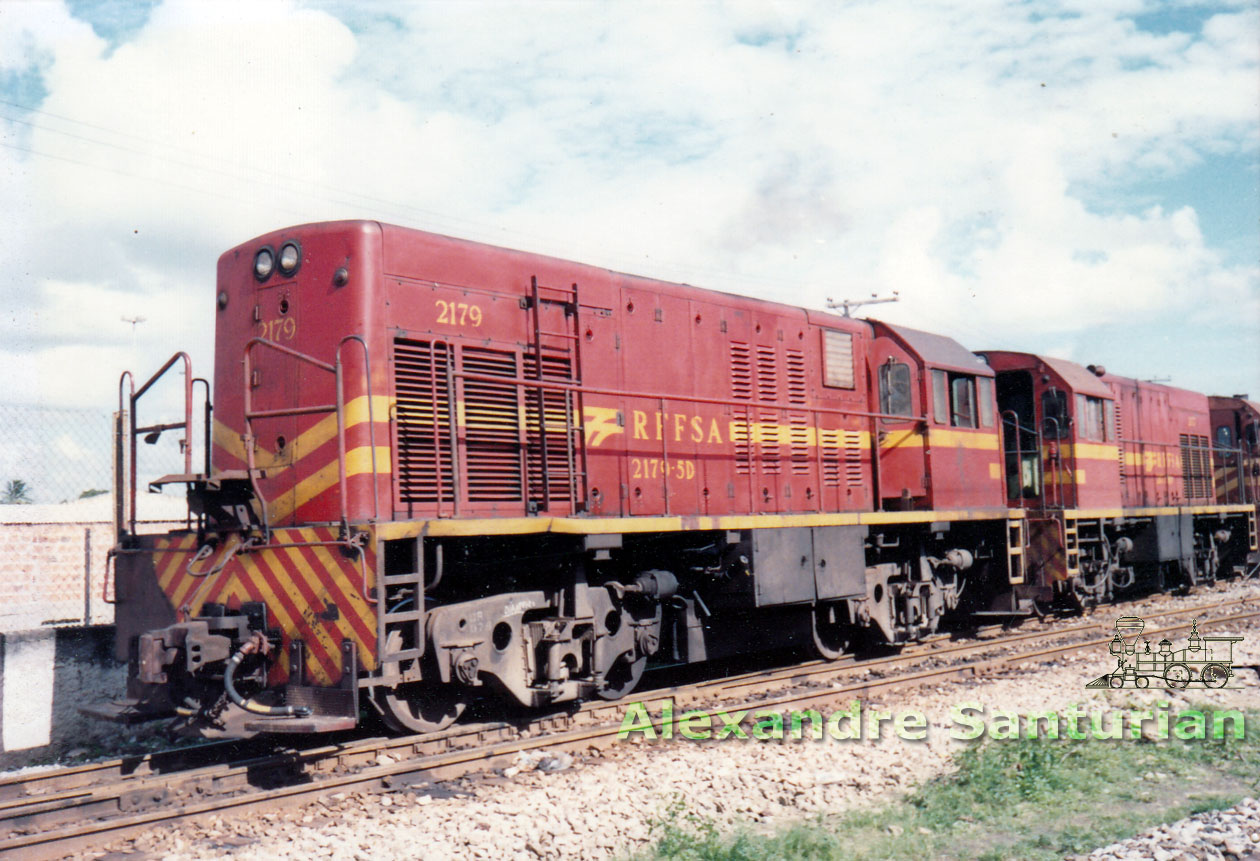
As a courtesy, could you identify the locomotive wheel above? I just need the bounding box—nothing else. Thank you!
[596,653,646,701]
[375,629,468,734]
[1201,663,1230,688]
[1163,663,1192,689]
[377,683,467,734]
[1108,674,1124,689]
[811,604,849,661]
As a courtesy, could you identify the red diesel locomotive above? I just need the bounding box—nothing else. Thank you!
[103,221,1257,736]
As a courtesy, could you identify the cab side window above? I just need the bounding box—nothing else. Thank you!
[931,369,980,428]
[1074,394,1106,441]
[879,362,913,417]
[951,375,976,428]
[977,376,995,428]
[1215,425,1233,450]
[931,370,949,424]
[1042,390,1069,439]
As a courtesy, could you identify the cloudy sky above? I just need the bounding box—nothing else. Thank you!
[2,0,1257,416]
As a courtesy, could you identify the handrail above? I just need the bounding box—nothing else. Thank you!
[1000,409,1042,510]
[116,352,195,538]
[1118,434,1222,506]
[1043,417,1064,509]
[442,362,948,516]
[452,367,928,424]
[242,336,378,541]
[1209,442,1254,506]
[193,377,212,476]
[338,335,380,521]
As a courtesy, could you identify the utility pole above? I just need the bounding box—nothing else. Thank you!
[826,292,899,318]
[121,315,146,356]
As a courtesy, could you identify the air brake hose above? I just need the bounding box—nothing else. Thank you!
[223,638,311,718]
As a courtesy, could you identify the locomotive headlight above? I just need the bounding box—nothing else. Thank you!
[278,242,301,276]
[254,247,275,281]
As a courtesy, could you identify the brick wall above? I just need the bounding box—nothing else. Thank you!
[0,522,115,631]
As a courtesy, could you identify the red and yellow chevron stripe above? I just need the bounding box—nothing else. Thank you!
[211,394,393,528]
[151,527,377,686]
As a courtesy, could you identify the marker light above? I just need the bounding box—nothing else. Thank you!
[278,242,301,276]
[254,247,275,281]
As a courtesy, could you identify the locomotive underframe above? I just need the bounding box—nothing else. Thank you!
[105,495,1251,737]
[367,515,1018,717]
[108,511,1024,735]
[1022,507,1255,609]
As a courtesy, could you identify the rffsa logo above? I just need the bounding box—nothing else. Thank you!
[1086,616,1245,690]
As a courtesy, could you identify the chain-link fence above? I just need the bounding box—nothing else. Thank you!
[0,403,197,506]
[0,404,114,505]
[0,403,193,630]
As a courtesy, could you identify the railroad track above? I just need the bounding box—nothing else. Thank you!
[3,596,1257,860]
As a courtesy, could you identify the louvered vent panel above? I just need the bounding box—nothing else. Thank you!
[1116,401,1126,493]
[733,412,752,475]
[759,413,781,475]
[844,431,864,486]
[524,350,574,504]
[785,350,807,405]
[756,346,778,402]
[789,413,811,475]
[462,347,523,502]
[730,342,752,400]
[395,339,454,503]
[820,428,841,487]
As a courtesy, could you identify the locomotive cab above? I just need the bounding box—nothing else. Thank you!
[976,352,1121,511]
[1208,395,1260,507]
[978,351,1255,604]
[868,322,1003,511]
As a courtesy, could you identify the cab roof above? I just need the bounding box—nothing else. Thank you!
[872,321,994,377]
[980,350,1113,398]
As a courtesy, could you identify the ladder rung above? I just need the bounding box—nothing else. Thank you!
[534,287,576,299]
[383,574,422,586]
[383,609,425,623]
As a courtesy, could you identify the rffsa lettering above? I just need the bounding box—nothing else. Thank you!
[632,410,724,445]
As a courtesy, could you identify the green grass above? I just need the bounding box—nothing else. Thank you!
[635,708,1260,861]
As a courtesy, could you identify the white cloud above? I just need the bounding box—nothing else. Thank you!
[0,0,1255,407]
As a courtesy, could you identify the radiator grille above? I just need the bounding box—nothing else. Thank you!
[462,347,523,502]
[523,350,575,504]
[1116,401,1126,493]
[395,340,454,503]
[1180,433,1211,501]
[394,338,577,507]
